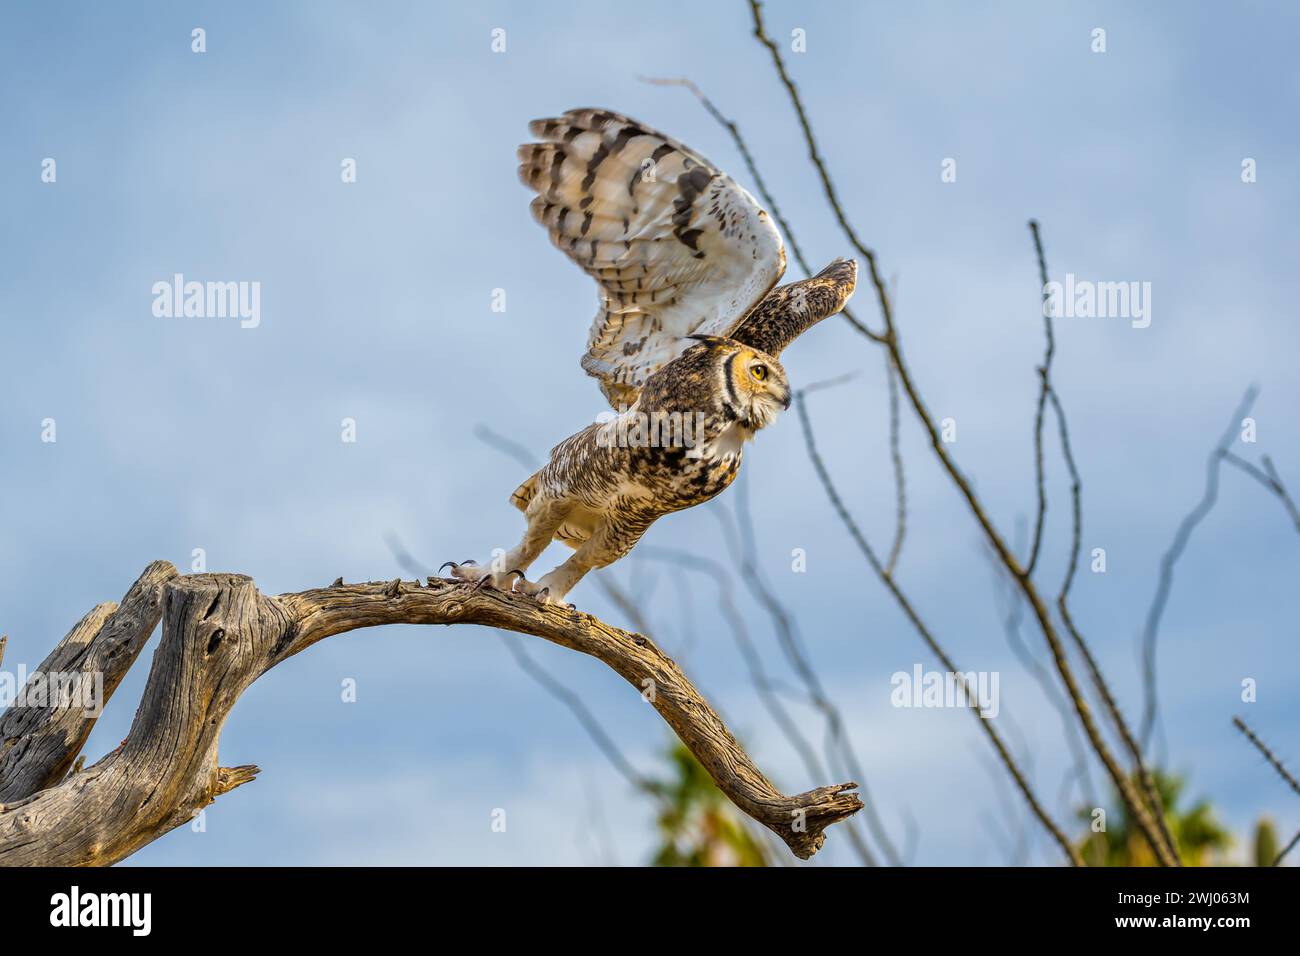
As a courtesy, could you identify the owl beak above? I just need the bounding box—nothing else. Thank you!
[780,390,792,410]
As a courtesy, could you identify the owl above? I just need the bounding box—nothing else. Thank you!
[443,108,857,605]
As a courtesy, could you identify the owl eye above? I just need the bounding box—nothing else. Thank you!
[750,364,768,382]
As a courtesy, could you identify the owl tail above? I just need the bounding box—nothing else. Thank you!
[509,474,539,512]
[728,258,858,357]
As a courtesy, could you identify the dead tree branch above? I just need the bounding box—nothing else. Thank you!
[0,561,177,802]
[0,566,860,865]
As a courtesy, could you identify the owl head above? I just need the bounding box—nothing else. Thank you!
[685,335,791,430]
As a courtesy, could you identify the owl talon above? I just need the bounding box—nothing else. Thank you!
[447,561,491,585]
[511,577,548,600]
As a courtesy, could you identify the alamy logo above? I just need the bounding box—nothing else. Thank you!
[1043,272,1151,328]
[152,273,261,328]
[890,664,1000,718]
[595,407,708,452]
[50,886,151,936]
[0,667,103,717]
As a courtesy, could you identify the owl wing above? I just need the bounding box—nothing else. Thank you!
[728,257,858,358]
[518,108,786,408]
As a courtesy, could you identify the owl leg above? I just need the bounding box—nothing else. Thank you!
[515,552,592,607]
[519,511,653,607]
[444,498,569,591]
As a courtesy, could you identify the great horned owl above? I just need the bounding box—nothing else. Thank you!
[444,108,856,605]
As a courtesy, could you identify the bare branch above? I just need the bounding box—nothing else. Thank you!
[884,354,908,576]
[1024,220,1055,578]
[746,0,897,337]
[1141,388,1259,752]
[497,633,657,794]
[1275,829,1300,867]
[640,73,885,343]
[795,391,1083,866]
[472,423,541,470]
[1222,452,1300,535]
[0,570,860,865]
[638,543,881,866]
[1233,716,1300,798]
[987,542,1097,811]
[714,478,902,866]
[1029,221,1180,864]
[385,532,657,798]
[749,0,1175,862]
[1230,718,1299,865]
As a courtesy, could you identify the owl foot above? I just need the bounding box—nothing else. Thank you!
[511,575,574,610]
[440,560,520,592]
[437,559,477,578]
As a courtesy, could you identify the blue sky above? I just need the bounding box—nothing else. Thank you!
[1,1,1297,865]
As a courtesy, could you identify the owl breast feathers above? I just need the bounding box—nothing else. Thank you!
[444,108,857,606]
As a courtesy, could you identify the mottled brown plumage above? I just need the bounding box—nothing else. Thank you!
[448,109,856,604]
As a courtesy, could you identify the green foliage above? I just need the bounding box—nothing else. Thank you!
[649,741,769,867]
[1252,818,1279,867]
[1077,769,1233,866]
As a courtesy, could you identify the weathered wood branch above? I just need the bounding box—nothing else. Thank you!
[0,561,177,803]
[0,565,860,865]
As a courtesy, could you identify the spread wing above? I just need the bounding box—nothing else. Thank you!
[729,257,858,357]
[518,108,786,408]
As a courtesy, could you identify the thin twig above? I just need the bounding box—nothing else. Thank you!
[1232,716,1300,867]
[745,1,897,338]
[1222,453,1300,534]
[637,545,880,867]
[499,632,657,794]
[385,532,658,796]
[466,421,881,863]
[1029,222,1180,864]
[796,390,1083,866]
[728,452,900,868]
[1140,388,1259,752]
[639,74,885,343]
[749,0,1174,863]
[1233,716,1300,798]
[1024,220,1054,578]
[713,477,900,866]
[1275,829,1300,867]
[884,355,907,576]
[472,423,540,470]
[464,423,872,858]
[987,541,1096,810]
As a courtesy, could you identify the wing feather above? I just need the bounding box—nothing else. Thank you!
[518,108,786,407]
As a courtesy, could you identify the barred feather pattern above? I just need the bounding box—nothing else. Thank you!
[450,109,857,606]
[518,108,786,407]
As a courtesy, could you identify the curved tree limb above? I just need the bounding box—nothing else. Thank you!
[0,566,860,865]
